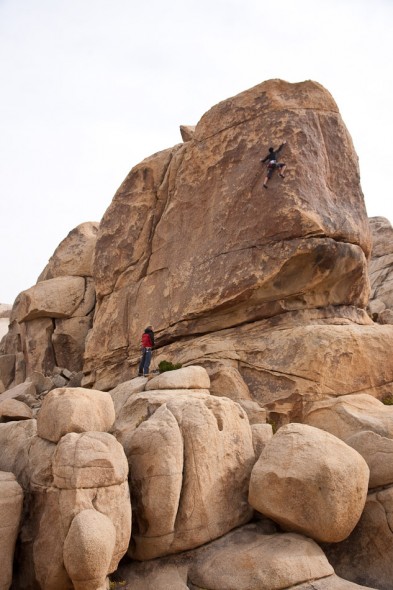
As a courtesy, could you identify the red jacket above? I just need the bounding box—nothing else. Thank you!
[141,332,153,348]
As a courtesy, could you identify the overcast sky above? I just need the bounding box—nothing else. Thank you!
[1,0,392,304]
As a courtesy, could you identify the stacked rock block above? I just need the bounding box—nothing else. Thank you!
[0,387,131,590]
[0,222,98,393]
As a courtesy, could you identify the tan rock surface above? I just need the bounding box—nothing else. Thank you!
[290,577,378,590]
[37,387,115,442]
[71,277,96,317]
[29,435,56,489]
[119,564,189,590]
[236,399,267,424]
[0,471,23,590]
[209,366,252,401]
[249,423,369,542]
[324,486,393,590]
[52,315,93,372]
[0,419,37,487]
[0,381,36,404]
[23,317,56,376]
[117,390,254,559]
[33,483,131,590]
[368,217,393,322]
[38,222,99,281]
[84,79,372,390]
[187,523,334,590]
[179,124,195,142]
[53,431,128,488]
[114,522,376,590]
[145,365,210,390]
[12,276,86,322]
[304,393,393,487]
[150,312,393,422]
[63,509,116,590]
[304,394,393,439]
[26,371,54,394]
[109,377,148,416]
[113,389,210,442]
[251,423,273,457]
[0,398,33,421]
[0,354,15,389]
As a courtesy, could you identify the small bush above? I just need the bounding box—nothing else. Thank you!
[382,394,393,405]
[158,360,182,373]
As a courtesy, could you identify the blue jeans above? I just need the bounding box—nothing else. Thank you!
[138,348,152,375]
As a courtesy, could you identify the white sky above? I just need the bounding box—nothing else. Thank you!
[1,0,392,304]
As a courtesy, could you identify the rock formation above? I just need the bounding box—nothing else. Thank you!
[2,78,393,589]
[83,79,380,396]
[0,222,98,392]
[0,389,130,590]
[368,216,393,323]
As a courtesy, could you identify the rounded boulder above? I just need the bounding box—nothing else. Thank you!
[37,387,115,442]
[249,423,369,543]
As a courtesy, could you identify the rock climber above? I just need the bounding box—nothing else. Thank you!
[138,325,155,377]
[261,141,287,188]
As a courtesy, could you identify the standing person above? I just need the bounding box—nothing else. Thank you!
[261,141,287,188]
[138,325,155,377]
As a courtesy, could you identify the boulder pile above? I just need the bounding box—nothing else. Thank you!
[2,78,393,589]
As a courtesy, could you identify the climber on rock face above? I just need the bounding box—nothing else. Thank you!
[261,141,287,188]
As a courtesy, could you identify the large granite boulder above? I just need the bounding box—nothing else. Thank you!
[37,387,115,442]
[145,365,210,390]
[83,79,377,392]
[0,398,33,421]
[249,423,369,542]
[113,389,254,559]
[12,276,86,323]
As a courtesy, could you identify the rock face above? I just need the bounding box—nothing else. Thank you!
[152,312,393,424]
[82,78,378,394]
[368,216,393,323]
[0,471,23,590]
[249,423,369,542]
[324,486,393,590]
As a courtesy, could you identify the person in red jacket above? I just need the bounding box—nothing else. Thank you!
[138,325,155,376]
